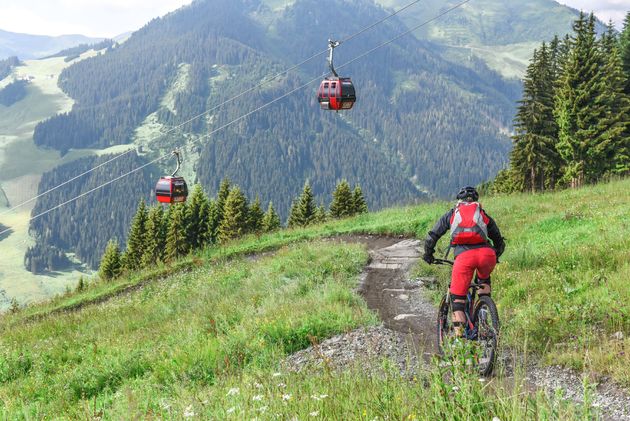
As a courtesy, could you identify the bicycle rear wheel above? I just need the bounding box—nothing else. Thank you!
[436,293,451,355]
[472,295,500,376]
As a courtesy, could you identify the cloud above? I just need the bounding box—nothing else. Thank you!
[0,0,193,37]
[558,0,628,28]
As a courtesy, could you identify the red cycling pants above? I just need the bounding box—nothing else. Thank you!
[450,247,497,296]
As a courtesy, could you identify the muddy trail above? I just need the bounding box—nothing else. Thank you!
[286,235,630,420]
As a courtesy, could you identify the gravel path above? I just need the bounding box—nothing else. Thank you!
[283,236,630,420]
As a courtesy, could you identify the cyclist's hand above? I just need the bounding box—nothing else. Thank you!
[423,253,435,264]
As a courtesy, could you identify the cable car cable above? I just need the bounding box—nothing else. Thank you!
[0,0,470,238]
[0,0,426,218]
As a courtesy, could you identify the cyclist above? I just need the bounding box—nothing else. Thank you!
[423,186,505,338]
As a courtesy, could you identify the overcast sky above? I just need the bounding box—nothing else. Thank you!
[0,0,627,38]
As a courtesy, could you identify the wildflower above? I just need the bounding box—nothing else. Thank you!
[227,387,240,396]
[258,406,268,413]
[254,382,263,389]
[452,386,460,391]
[253,395,264,401]
[282,394,292,401]
[277,382,287,388]
[319,394,328,399]
[492,418,501,421]
[310,411,320,417]
[478,378,486,383]
[226,407,236,414]
[160,400,171,410]
[183,405,195,418]
[272,372,282,377]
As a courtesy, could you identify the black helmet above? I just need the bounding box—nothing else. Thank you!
[456,186,479,202]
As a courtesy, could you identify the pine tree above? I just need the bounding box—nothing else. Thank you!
[218,186,249,243]
[286,181,316,228]
[555,13,608,187]
[210,178,231,241]
[165,204,189,262]
[99,239,122,281]
[124,199,148,271]
[287,200,300,228]
[141,205,166,267]
[262,201,281,232]
[511,43,559,192]
[329,180,354,218]
[619,12,630,95]
[599,23,630,175]
[314,203,327,224]
[352,184,368,214]
[186,184,210,250]
[248,195,264,233]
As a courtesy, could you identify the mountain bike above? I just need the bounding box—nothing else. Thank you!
[433,258,500,377]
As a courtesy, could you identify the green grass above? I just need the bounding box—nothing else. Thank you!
[1,178,629,417]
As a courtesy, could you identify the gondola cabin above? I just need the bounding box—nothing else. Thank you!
[317,77,356,111]
[155,176,188,204]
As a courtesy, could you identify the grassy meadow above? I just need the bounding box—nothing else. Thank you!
[1,178,629,418]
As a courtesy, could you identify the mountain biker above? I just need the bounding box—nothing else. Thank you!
[423,186,505,338]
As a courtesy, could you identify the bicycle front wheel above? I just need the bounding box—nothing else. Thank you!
[472,295,500,376]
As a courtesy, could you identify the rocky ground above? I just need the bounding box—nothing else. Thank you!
[283,235,630,420]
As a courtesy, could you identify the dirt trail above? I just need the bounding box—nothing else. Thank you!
[288,235,630,420]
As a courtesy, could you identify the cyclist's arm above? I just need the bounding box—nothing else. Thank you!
[486,215,505,257]
[424,209,453,256]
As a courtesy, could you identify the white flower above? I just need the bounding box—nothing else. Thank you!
[277,382,287,388]
[478,378,486,383]
[272,372,282,377]
[258,406,268,413]
[183,405,195,418]
[282,394,292,401]
[227,387,240,396]
[310,411,320,417]
[254,382,263,389]
[319,394,328,399]
[492,417,501,421]
[452,386,460,391]
[226,407,236,414]
[160,400,171,410]
[253,395,264,401]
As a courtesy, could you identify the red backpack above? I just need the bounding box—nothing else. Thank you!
[449,202,489,245]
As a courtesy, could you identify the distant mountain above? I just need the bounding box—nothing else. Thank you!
[375,0,607,78]
[0,29,104,60]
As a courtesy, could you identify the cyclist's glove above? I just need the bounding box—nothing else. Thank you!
[423,253,435,264]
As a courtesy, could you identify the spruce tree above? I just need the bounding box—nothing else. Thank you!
[511,43,559,192]
[218,187,248,243]
[124,199,148,271]
[555,13,608,187]
[297,181,316,226]
[211,178,231,240]
[329,180,353,218]
[141,205,166,267]
[619,12,630,95]
[99,239,122,281]
[248,195,264,233]
[314,203,327,224]
[262,201,281,232]
[165,204,189,262]
[287,200,300,228]
[352,184,368,214]
[186,184,210,250]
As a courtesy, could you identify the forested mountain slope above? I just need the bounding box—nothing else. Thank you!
[25,0,526,268]
[0,29,103,60]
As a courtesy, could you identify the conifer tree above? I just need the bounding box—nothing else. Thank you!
[511,43,559,191]
[352,184,368,214]
[210,178,231,240]
[186,184,210,250]
[141,205,166,267]
[262,201,281,232]
[329,180,354,218]
[218,186,248,243]
[599,23,630,175]
[124,199,148,271]
[619,12,630,95]
[314,203,327,224]
[287,200,300,228]
[555,13,608,187]
[99,239,122,281]
[165,204,189,262]
[287,181,316,227]
[248,195,264,233]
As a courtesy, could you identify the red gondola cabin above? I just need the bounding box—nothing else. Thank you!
[317,77,356,111]
[155,176,188,204]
